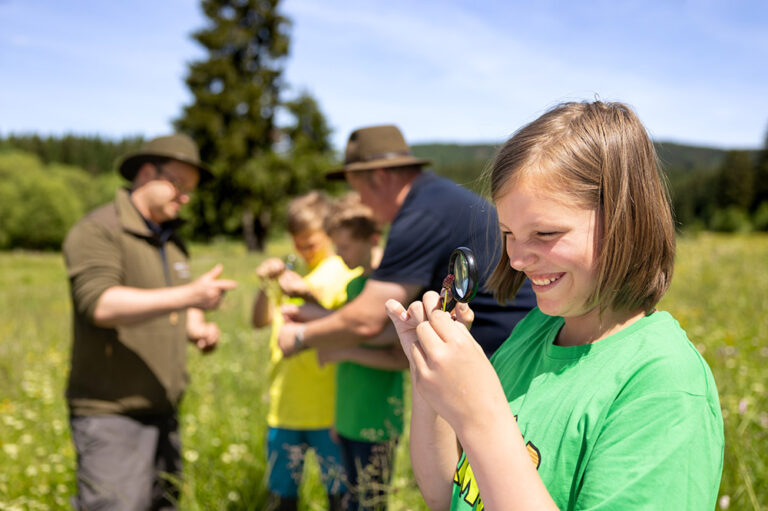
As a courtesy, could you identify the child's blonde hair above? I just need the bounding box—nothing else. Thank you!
[286,191,332,235]
[487,100,675,314]
[323,192,381,239]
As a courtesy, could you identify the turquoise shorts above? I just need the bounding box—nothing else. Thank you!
[266,427,347,497]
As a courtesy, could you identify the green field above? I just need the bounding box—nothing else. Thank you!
[1,233,766,510]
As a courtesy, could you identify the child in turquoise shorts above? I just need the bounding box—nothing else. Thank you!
[252,191,360,511]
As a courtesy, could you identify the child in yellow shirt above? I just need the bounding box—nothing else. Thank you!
[252,191,360,511]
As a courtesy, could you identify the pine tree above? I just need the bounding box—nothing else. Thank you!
[176,0,292,249]
[233,92,339,248]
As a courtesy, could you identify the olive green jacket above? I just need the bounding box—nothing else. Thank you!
[63,189,192,416]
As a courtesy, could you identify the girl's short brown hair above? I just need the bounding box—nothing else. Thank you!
[487,100,675,314]
[323,192,381,239]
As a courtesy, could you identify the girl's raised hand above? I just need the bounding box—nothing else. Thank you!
[385,298,427,369]
[410,291,506,432]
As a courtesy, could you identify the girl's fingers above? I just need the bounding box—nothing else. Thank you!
[385,299,406,322]
[409,334,430,375]
[452,301,474,328]
[426,305,477,350]
[406,300,426,324]
[416,320,446,355]
[421,290,442,317]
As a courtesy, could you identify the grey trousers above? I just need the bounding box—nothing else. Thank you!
[69,413,181,511]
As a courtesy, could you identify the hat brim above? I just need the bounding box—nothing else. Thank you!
[326,155,431,181]
[118,153,214,185]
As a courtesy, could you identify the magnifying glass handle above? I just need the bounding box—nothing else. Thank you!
[440,288,457,312]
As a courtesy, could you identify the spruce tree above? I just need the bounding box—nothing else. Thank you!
[176,0,292,249]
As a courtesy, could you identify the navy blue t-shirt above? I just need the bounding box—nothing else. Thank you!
[372,172,536,356]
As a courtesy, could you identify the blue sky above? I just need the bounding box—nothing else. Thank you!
[1,0,767,151]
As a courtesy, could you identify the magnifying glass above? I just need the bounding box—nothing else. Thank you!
[441,246,478,311]
[283,254,297,271]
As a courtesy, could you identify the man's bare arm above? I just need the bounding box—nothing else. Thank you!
[278,279,421,355]
[93,264,237,327]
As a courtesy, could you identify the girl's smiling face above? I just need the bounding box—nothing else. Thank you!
[496,175,600,320]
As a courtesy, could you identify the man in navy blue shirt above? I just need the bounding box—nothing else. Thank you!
[278,124,535,358]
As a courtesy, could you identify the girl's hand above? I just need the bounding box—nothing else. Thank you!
[385,292,475,369]
[385,297,427,369]
[451,300,474,330]
[410,291,506,432]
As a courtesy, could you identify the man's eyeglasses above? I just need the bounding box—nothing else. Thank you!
[153,164,194,196]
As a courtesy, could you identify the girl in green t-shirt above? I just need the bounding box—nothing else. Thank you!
[386,101,723,510]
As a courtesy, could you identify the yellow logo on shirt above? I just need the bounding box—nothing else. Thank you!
[454,456,485,510]
[453,416,540,509]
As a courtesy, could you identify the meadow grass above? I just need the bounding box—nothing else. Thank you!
[0,232,766,510]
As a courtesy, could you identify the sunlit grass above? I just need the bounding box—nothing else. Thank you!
[660,232,768,510]
[1,232,766,509]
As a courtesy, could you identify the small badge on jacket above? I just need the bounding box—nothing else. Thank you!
[174,261,190,279]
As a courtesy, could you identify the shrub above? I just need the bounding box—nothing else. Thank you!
[709,206,752,233]
[753,201,768,231]
[52,163,122,211]
[0,150,87,250]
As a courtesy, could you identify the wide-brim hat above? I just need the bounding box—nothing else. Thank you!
[118,134,213,184]
[326,124,431,180]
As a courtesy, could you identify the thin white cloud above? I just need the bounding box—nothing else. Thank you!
[282,0,768,148]
[1,0,766,149]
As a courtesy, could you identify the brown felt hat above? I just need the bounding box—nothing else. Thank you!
[118,134,213,184]
[326,125,431,180]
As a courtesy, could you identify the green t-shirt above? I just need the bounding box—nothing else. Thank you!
[451,308,723,510]
[335,275,405,442]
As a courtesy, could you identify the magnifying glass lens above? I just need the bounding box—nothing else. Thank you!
[448,246,478,304]
[454,256,468,298]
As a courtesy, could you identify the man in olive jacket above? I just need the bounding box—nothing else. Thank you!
[63,134,237,510]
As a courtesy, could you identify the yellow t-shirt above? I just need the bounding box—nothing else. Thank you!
[267,255,361,429]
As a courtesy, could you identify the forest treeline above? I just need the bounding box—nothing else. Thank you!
[1,132,767,250]
[412,139,768,233]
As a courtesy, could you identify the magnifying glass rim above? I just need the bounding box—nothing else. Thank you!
[449,246,478,303]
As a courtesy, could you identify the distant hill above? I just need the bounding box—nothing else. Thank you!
[412,140,733,187]
[653,142,732,175]
[412,140,765,228]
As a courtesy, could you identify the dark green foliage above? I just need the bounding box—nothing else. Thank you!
[283,92,334,155]
[753,130,768,210]
[177,0,289,165]
[655,142,729,175]
[667,169,719,229]
[716,150,754,210]
[0,134,144,175]
[0,150,118,250]
[752,202,768,231]
[709,206,752,232]
[175,0,299,250]
[412,143,498,192]
[0,151,82,250]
